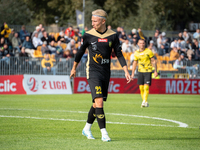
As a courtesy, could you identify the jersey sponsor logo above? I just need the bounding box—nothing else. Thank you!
[93,54,103,63]
[93,54,110,64]
[98,38,108,42]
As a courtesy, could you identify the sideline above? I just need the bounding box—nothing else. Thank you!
[0,108,189,128]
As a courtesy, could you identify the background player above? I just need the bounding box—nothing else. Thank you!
[130,39,158,107]
[70,9,131,141]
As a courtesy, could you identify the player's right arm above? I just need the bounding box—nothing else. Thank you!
[130,60,137,79]
[70,34,88,78]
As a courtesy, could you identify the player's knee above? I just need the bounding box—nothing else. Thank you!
[94,97,103,108]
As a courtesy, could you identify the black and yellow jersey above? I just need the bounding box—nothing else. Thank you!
[75,28,126,79]
[134,48,154,72]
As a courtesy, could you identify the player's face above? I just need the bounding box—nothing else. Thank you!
[138,40,145,50]
[91,16,104,32]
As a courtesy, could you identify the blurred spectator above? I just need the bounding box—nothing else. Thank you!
[127,34,133,44]
[41,54,56,75]
[0,45,11,64]
[63,49,72,60]
[55,41,63,59]
[119,30,127,43]
[148,40,157,55]
[19,25,29,42]
[152,31,159,48]
[158,44,166,56]
[173,53,185,69]
[178,32,182,39]
[192,39,199,59]
[41,31,51,45]
[8,29,15,43]
[0,23,11,43]
[64,31,72,43]
[170,47,179,61]
[2,43,13,56]
[12,32,22,53]
[22,36,35,57]
[157,34,163,49]
[182,29,192,42]
[122,39,132,53]
[81,49,88,63]
[19,47,31,71]
[178,37,187,55]
[129,51,136,69]
[66,39,76,53]
[48,40,56,55]
[132,35,139,52]
[71,49,78,58]
[41,41,50,55]
[57,32,66,43]
[65,26,74,38]
[38,24,44,39]
[137,27,145,40]
[170,38,179,49]
[193,28,200,42]
[185,55,198,78]
[185,39,193,58]
[81,26,88,36]
[116,27,122,38]
[0,37,5,48]
[195,46,200,61]
[32,32,43,48]
[129,28,137,39]
[31,26,41,39]
[77,41,82,51]
[49,33,56,42]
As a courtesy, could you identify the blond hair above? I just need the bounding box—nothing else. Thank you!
[92,9,108,20]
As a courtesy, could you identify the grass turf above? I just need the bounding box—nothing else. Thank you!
[0,94,200,150]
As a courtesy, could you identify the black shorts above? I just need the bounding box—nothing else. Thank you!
[87,78,110,103]
[137,72,152,86]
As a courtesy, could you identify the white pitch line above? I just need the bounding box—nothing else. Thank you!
[0,108,188,128]
[0,115,175,128]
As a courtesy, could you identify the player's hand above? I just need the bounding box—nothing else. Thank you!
[154,71,158,77]
[70,69,76,78]
[127,74,134,84]
[125,72,132,84]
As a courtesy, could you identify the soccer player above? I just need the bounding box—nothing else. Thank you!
[130,39,158,107]
[70,9,131,142]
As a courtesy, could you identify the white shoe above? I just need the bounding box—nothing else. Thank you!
[82,129,95,139]
[101,134,111,142]
[141,100,145,108]
[145,102,149,107]
[141,101,149,108]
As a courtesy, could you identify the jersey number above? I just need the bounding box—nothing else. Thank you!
[95,86,102,94]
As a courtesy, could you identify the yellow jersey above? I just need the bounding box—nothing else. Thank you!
[134,48,154,72]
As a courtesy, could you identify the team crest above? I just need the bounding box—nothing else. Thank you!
[109,41,112,47]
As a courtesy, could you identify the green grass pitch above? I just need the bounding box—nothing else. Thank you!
[0,94,200,150]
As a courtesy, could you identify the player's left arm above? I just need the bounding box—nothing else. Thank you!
[113,34,131,83]
[151,56,158,77]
